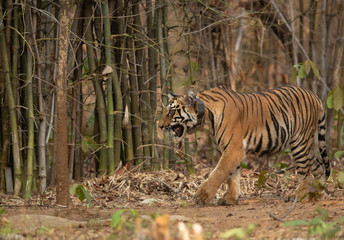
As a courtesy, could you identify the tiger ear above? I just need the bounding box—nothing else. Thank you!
[186,87,197,105]
[168,92,177,101]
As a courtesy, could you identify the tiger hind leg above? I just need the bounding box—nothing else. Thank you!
[218,167,240,206]
[289,132,326,200]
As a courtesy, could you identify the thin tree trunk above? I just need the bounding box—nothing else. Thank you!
[55,0,70,206]
[0,4,21,195]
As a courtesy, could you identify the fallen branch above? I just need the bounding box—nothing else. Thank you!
[267,196,298,222]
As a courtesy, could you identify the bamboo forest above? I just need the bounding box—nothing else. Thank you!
[0,0,344,239]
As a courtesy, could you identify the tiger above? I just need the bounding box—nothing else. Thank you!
[158,85,330,205]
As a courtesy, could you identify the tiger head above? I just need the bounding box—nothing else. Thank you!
[158,88,205,143]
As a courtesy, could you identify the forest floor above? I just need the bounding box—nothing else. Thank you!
[1,164,344,239]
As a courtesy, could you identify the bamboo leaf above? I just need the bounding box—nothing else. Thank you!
[310,61,321,80]
[304,60,311,75]
[326,91,334,109]
[298,64,306,79]
[81,139,89,153]
[333,86,344,111]
[337,171,344,185]
[291,67,297,84]
[334,151,344,158]
[257,171,268,188]
[102,65,113,75]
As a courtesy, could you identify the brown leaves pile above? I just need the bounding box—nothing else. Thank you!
[2,165,339,208]
[80,167,301,207]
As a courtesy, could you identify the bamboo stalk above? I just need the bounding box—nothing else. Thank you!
[133,0,152,168]
[0,3,21,195]
[121,47,135,168]
[84,2,108,175]
[157,0,171,170]
[146,0,159,170]
[127,29,143,165]
[108,1,123,170]
[101,0,115,173]
[73,13,84,181]
[184,138,194,174]
[24,10,35,198]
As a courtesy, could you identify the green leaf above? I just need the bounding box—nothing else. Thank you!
[71,184,91,204]
[333,86,344,111]
[309,217,323,225]
[220,228,246,239]
[69,183,79,196]
[191,62,199,74]
[283,219,308,227]
[130,209,138,219]
[257,171,268,188]
[76,185,86,202]
[291,67,298,84]
[314,208,329,220]
[337,171,344,185]
[111,209,127,229]
[298,64,306,79]
[280,163,289,169]
[82,187,92,204]
[326,91,334,109]
[240,162,248,169]
[81,139,89,153]
[0,207,5,215]
[304,60,311,75]
[334,150,344,158]
[310,60,321,80]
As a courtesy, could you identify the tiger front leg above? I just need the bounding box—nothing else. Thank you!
[194,147,244,205]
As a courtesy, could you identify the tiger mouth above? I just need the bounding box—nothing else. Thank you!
[171,124,185,138]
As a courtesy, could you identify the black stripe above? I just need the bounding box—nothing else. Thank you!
[223,133,234,151]
[255,135,263,153]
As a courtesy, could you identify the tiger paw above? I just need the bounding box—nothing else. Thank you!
[218,195,238,206]
[194,188,215,206]
[287,176,314,202]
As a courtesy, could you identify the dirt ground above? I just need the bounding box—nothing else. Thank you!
[1,167,344,239]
